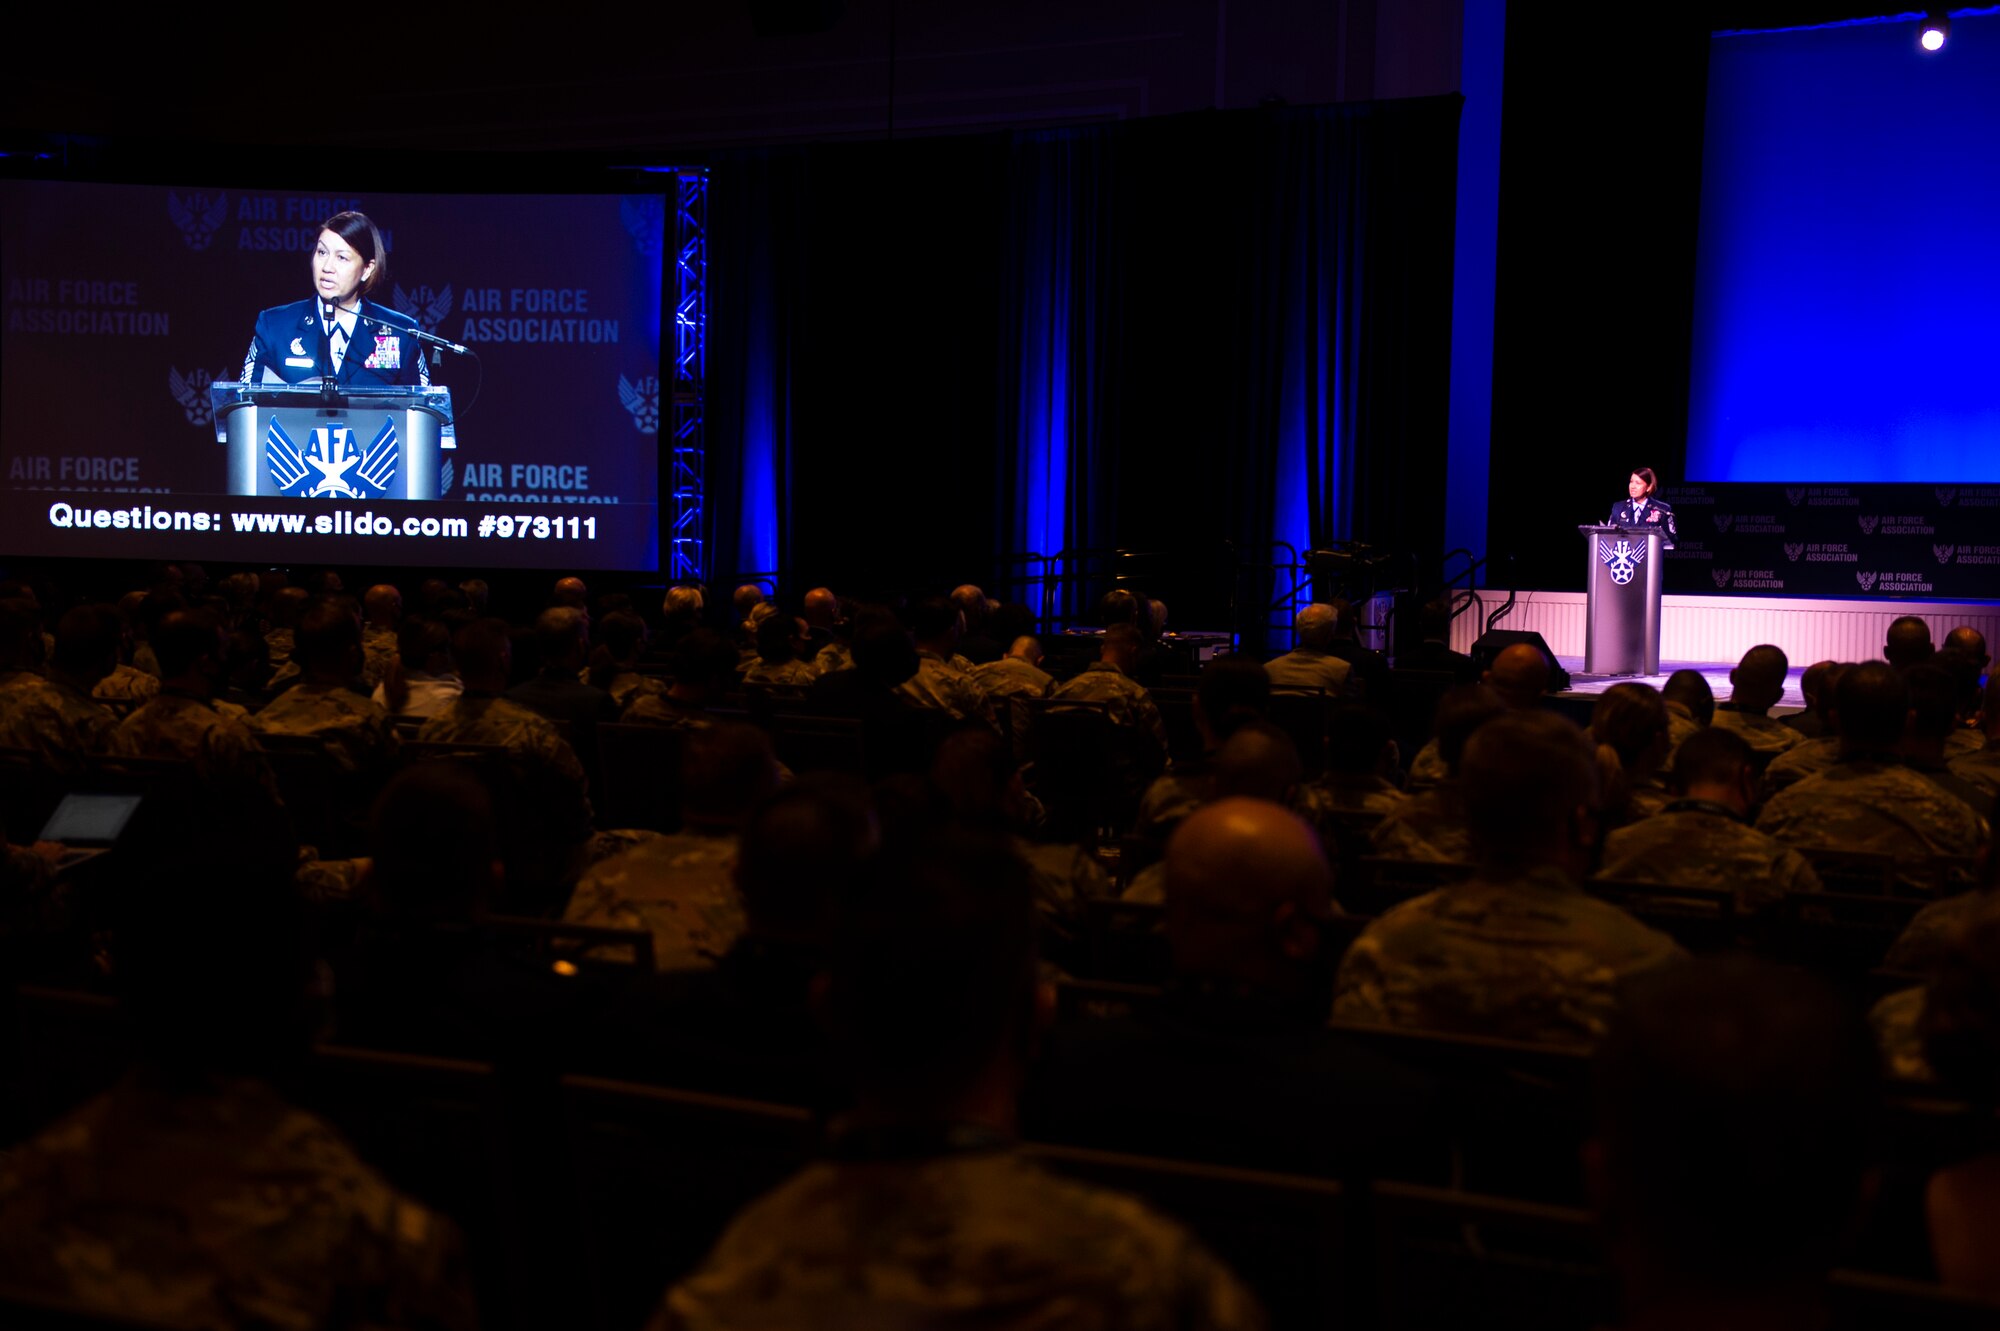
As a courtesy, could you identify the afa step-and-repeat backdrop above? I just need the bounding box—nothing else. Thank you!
[1661,484,2000,599]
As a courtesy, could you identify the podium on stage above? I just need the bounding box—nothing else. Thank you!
[1581,524,1663,676]
[210,383,455,501]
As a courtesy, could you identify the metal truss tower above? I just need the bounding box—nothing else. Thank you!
[670,169,708,583]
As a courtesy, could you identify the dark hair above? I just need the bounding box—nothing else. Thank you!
[755,612,799,664]
[153,608,224,679]
[1834,660,1909,752]
[1660,668,1716,726]
[396,616,453,671]
[1670,726,1756,793]
[1197,656,1272,741]
[52,604,120,678]
[294,600,361,672]
[908,595,960,643]
[1590,683,1670,768]
[1630,467,1658,497]
[671,628,741,694]
[597,609,648,661]
[1461,709,1594,869]
[320,211,386,298]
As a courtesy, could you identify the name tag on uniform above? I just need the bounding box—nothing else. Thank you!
[285,356,316,368]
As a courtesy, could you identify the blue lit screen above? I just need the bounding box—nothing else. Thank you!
[1686,13,2000,482]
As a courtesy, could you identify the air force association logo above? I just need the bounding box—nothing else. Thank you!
[1857,571,1879,591]
[1599,537,1647,587]
[1936,545,1956,565]
[168,367,228,427]
[1784,542,1805,562]
[267,419,398,500]
[619,374,660,434]
[168,192,229,251]
[1786,487,1807,507]
[392,283,455,334]
[1937,488,1958,507]
[1858,515,1880,535]
[1713,514,1735,532]
[1712,569,1733,589]
[622,195,666,259]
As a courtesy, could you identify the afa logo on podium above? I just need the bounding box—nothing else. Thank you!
[267,420,399,500]
[1599,536,1647,587]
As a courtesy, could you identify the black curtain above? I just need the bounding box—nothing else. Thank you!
[703,98,1462,627]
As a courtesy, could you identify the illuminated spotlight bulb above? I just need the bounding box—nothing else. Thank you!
[1919,14,1950,52]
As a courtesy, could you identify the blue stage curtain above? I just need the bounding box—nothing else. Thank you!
[1000,127,1117,623]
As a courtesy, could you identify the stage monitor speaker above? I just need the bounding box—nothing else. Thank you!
[1469,629,1571,693]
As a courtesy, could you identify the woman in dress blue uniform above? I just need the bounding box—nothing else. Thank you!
[1609,467,1676,549]
[241,211,428,389]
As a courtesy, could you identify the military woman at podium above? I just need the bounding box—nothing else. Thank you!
[1609,467,1676,550]
[241,211,429,390]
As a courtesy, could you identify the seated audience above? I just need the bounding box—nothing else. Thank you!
[564,722,782,972]
[360,582,402,686]
[114,608,282,809]
[1658,666,1714,760]
[0,601,118,774]
[969,634,1054,745]
[1757,661,1988,883]
[1049,623,1168,779]
[1902,663,1996,819]
[1405,641,1548,789]
[507,605,618,730]
[1885,614,1935,671]
[1336,710,1683,1045]
[655,830,1261,1330]
[0,818,474,1329]
[1762,662,1848,795]
[1947,668,2000,799]
[1131,655,1271,854]
[893,595,990,725]
[1370,684,1505,864]
[252,600,400,781]
[1262,602,1352,696]
[591,609,668,714]
[1589,682,1673,825]
[951,583,1004,664]
[1710,644,1804,757]
[742,612,818,687]
[1310,701,1408,817]
[626,629,740,730]
[372,617,464,720]
[1779,659,1837,740]
[1912,908,2000,1299]
[1595,727,1822,913]
[1590,959,1876,1331]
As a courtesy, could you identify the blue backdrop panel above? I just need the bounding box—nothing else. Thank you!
[1687,14,2000,482]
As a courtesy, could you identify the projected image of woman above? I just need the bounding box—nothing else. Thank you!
[241,211,429,389]
[1610,468,1676,549]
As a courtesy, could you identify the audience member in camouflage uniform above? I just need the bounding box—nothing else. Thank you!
[566,722,781,971]
[252,601,399,779]
[1884,888,1995,975]
[0,825,474,1331]
[1590,682,1673,826]
[1779,659,1838,741]
[1050,624,1168,767]
[1131,657,1270,854]
[1762,733,1842,796]
[1757,663,1988,885]
[1657,668,1714,767]
[1372,685,1505,865]
[1336,710,1684,1046]
[372,617,464,720]
[970,635,1056,748]
[261,585,311,694]
[1123,723,1319,903]
[742,612,819,687]
[1307,700,1408,869]
[113,610,284,809]
[655,829,1262,1331]
[625,629,738,730]
[1902,663,1997,819]
[1597,727,1823,913]
[894,595,992,725]
[0,602,119,775]
[1405,642,1550,790]
[360,583,402,687]
[1262,602,1352,696]
[592,609,670,713]
[415,619,595,845]
[1710,644,1805,757]
[1948,669,2000,799]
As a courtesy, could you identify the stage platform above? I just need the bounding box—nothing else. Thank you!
[1444,589,2000,708]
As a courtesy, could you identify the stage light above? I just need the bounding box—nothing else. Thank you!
[1919,13,1950,52]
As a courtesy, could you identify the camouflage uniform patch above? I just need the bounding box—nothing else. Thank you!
[112,692,281,805]
[1947,743,2000,800]
[252,681,399,776]
[361,625,400,689]
[0,1076,474,1331]
[1051,663,1168,756]
[92,663,160,706]
[605,670,671,714]
[656,1146,1263,1331]
[810,641,854,677]
[1868,985,1933,1082]
[563,831,744,972]
[0,672,117,775]
[1754,757,1988,887]
[1885,890,1999,974]
[1404,738,1447,791]
[1331,865,1685,1046]
[1762,735,1842,796]
[743,659,818,688]
[622,693,712,731]
[1370,785,1474,864]
[1711,705,1806,756]
[415,695,594,840]
[1597,799,1823,913]
[895,651,992,725]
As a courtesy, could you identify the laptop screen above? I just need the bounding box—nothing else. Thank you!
[39,792,144,846]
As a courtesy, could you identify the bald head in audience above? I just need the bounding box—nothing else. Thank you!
[1727,644,1789,713]
[802,587,839,631]
[363,584,401,630]
[1886,615,1934,670]
[1832,660,1910,754]
[1945,626,1989,672]
[1294,603,1339,652]
[1661,668,1715,727]
[1482,643,1550,709]
[552,577,589,610]
[1164,797,1339,1007]
[1211,721,1304,804]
